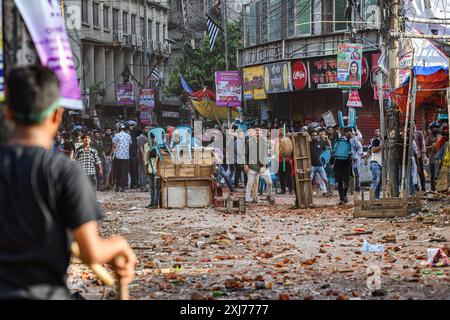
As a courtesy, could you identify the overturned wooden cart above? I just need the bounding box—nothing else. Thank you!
[157,148,216,209]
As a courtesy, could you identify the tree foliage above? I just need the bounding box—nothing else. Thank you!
[165,20,242,98]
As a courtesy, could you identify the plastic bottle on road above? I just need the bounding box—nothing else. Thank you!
[362,240,384,253]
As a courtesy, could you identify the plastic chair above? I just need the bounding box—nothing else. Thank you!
[148,127,174,161]
[338,107,357,129]
[172,126,192,162]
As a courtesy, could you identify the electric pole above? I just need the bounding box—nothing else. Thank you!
[144,0,148,88]
[387,0,401,197]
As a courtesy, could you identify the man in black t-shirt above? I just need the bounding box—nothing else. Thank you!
[0,65,136,300]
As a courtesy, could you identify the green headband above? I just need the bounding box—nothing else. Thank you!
[12,98,61,124]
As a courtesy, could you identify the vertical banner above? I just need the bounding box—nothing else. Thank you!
[337,43,363,89]
[116,83,135,105]
[14,0,82,109]
[0,0,4,102]
[139,88,155,109]
[139,88,155,125]
[215,71,242,107]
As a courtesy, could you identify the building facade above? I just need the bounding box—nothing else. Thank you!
[66,0,173,128]
[239,0,385,140]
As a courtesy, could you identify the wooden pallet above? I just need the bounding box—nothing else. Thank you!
[292,133,313,209]
[160,177,214,209]
[353,189,421,218]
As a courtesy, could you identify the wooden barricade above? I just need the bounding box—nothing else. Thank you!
[292,132,313,209]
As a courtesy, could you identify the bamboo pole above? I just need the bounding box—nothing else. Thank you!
[377,73,386,198]
[400,69,414,198]
[405,77,418,199]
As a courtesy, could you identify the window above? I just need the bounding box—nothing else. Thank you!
[131,15,137,35]
[297,0,311,35]
[156,22,160,42]
[141,17,145,38]
[244,3,257,46]
[113,9,119,31]
[123,12,128,34]
[287,0,295,37]
[148,20,153,40]
[268,0,281,42]
[322,0,333,33]
[163,25,167,40]
[103,6,110,29]
[260,0,268,43]
[82,0,88,24]
[334,0,347,31]
[93,2,99,27]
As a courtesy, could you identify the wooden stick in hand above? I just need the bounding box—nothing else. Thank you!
[71,242,115,287]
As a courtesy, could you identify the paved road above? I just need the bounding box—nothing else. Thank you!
[68,190,450,300]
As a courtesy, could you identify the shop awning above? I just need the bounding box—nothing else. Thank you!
[390,66,449,113]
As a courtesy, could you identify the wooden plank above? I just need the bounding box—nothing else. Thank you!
[354,207,408,218]
[292,133,313,208]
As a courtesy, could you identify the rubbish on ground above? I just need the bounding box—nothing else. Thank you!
[427,247,450,267]
[212,291,227,298]
[381,234,396,243]
[126,206,138,211]
[343,231,373,236]
[362,240,384,253]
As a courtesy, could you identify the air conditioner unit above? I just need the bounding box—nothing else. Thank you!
[130,34,137,46]
[113,30,123,43]
[136,36,143,47]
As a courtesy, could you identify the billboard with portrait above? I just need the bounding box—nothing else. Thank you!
[337,43,363,89]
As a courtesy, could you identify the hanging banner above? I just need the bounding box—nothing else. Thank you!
[361,57,369,86]
[309,58,338,89]
[117,83,135,105]
[215,71,242,107]
[346,89,363,108]
[140,108,152,125]
[14,0,82,109]
[291,60,308,91]
[139,88,155,109]
[264,61,292,93]
[243,65,266,100]
[0,0,4,102]
[337,43,363,89]
[374,85,390,100]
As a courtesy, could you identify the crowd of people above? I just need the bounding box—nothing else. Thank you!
[50,110,449,208]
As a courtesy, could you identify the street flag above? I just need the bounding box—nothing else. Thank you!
[150,66,161,85]
[206,14,220,52]
[179,74,193,94]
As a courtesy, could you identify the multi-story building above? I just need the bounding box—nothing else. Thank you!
[66,0,173,128]
[239,0,450,139]
[239,0,385,139]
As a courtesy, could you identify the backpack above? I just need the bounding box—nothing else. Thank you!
[333,138,351,160]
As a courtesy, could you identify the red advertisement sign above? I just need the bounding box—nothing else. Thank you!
[309,58,338,89]
[291,60,308,90]
[346,90,363,108]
